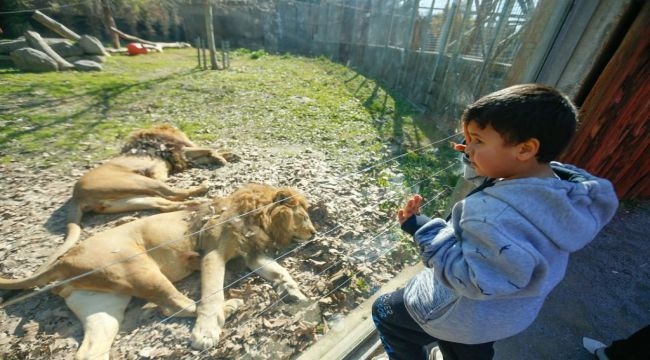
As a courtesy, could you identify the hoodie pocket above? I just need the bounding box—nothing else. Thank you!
[405,269,458,323]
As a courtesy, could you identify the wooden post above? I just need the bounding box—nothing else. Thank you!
[196,37,202,69]
[221,40,230,69]
[560,2,650,198]
[100,0,121,49]
[204,0,219,70]
[202,38,207,70]
[32,10,81,42]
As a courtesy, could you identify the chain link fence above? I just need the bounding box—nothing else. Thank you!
[182,0,564,131]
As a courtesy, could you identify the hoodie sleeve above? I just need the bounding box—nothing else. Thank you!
[400,214,432,235]
[413,214,539,299]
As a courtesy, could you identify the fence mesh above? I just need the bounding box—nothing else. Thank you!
[187,0,560,130]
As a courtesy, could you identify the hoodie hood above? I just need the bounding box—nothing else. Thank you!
[481,162,619,252]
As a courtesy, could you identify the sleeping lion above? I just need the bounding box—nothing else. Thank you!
[0,183,316,360]
[47,124,239,272]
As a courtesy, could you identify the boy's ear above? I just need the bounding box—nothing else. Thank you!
[517,138,540,160]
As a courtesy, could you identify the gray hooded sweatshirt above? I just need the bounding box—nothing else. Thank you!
[403,162,619,344]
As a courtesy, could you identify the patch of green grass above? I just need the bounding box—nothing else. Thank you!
[399,145,460,216]
[0,48,458,210]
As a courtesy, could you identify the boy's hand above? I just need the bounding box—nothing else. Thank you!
[398,194,423,224]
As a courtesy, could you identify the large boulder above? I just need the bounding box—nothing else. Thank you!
[0,39,29,55]
[50,40,84,57]
[10,48,58,72]
[77,35,109,56]
[0,54,14,68]
[24,30,74,70]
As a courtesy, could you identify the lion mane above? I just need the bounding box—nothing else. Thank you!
[120,125,196,173]
[190,184,310,254]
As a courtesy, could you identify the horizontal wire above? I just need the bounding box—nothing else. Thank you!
[242,223,401,358]
[149,166,455,359]
[191,175,454,358]
[158,178,419,323]
[3,135,463,359]
[0,3,81,15]
[346,133,460,179]
[3,134,461,308]
[243,188,450,357]
[158,161,457,324]
[1,197,290,307]
[90,170,439,360]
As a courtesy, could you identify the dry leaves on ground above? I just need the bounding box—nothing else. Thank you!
[0,141,418,359]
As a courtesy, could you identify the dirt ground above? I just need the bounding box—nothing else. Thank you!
[0,140,417,360]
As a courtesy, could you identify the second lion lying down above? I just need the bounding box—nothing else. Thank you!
[0,183,316,360]
[64,124,240,250]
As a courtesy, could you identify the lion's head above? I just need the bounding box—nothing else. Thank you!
[192,184,316,254]
[120,125,196,173]
[228,184,316,251]
[263,189,316,247]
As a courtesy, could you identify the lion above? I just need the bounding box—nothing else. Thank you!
[0,183,316,360]
[46,124,239,272]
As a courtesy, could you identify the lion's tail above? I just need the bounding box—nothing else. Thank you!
[63,198,84,250]
[0,268,60,307]
[33,199,83,275]
[0,267,59,291]
[0,202,79,306]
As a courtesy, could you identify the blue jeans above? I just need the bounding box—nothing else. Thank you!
[372,288,494,360]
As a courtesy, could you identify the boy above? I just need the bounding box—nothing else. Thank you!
[372,84,619,360]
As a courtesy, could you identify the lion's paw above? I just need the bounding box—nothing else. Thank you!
[190,324,222,350]
[191,181,210,196]
[224,298,245,319]
[161,302,196,317]
[220,151,241,163]
[283,288,308,303]
[209,151,229,166]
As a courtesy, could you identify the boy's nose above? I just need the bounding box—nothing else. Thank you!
[452,142,466,152]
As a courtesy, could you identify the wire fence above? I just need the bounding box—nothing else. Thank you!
[3,0,566,132]
[1,131,462,359]
[182,0,563,133]
[0,1,571,357]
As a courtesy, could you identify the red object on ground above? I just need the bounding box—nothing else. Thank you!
[127,43,148,56]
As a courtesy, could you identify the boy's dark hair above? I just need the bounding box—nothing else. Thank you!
[461,84,578,162]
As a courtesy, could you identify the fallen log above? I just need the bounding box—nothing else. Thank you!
[32,10,81,42]
[109,26,192,50]
[24,30,74,70]
[109,27,160,49]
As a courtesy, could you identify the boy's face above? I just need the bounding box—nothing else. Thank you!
[463,120,521,179]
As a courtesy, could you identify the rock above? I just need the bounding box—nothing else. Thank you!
[65,54,106,63]
[77,35,109,56]
[24,30,74,71]
[9,47,58,72]
[49,41,84,57]
[0,54,13,68]
[0,39,28,55]
[73,59,102,71]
